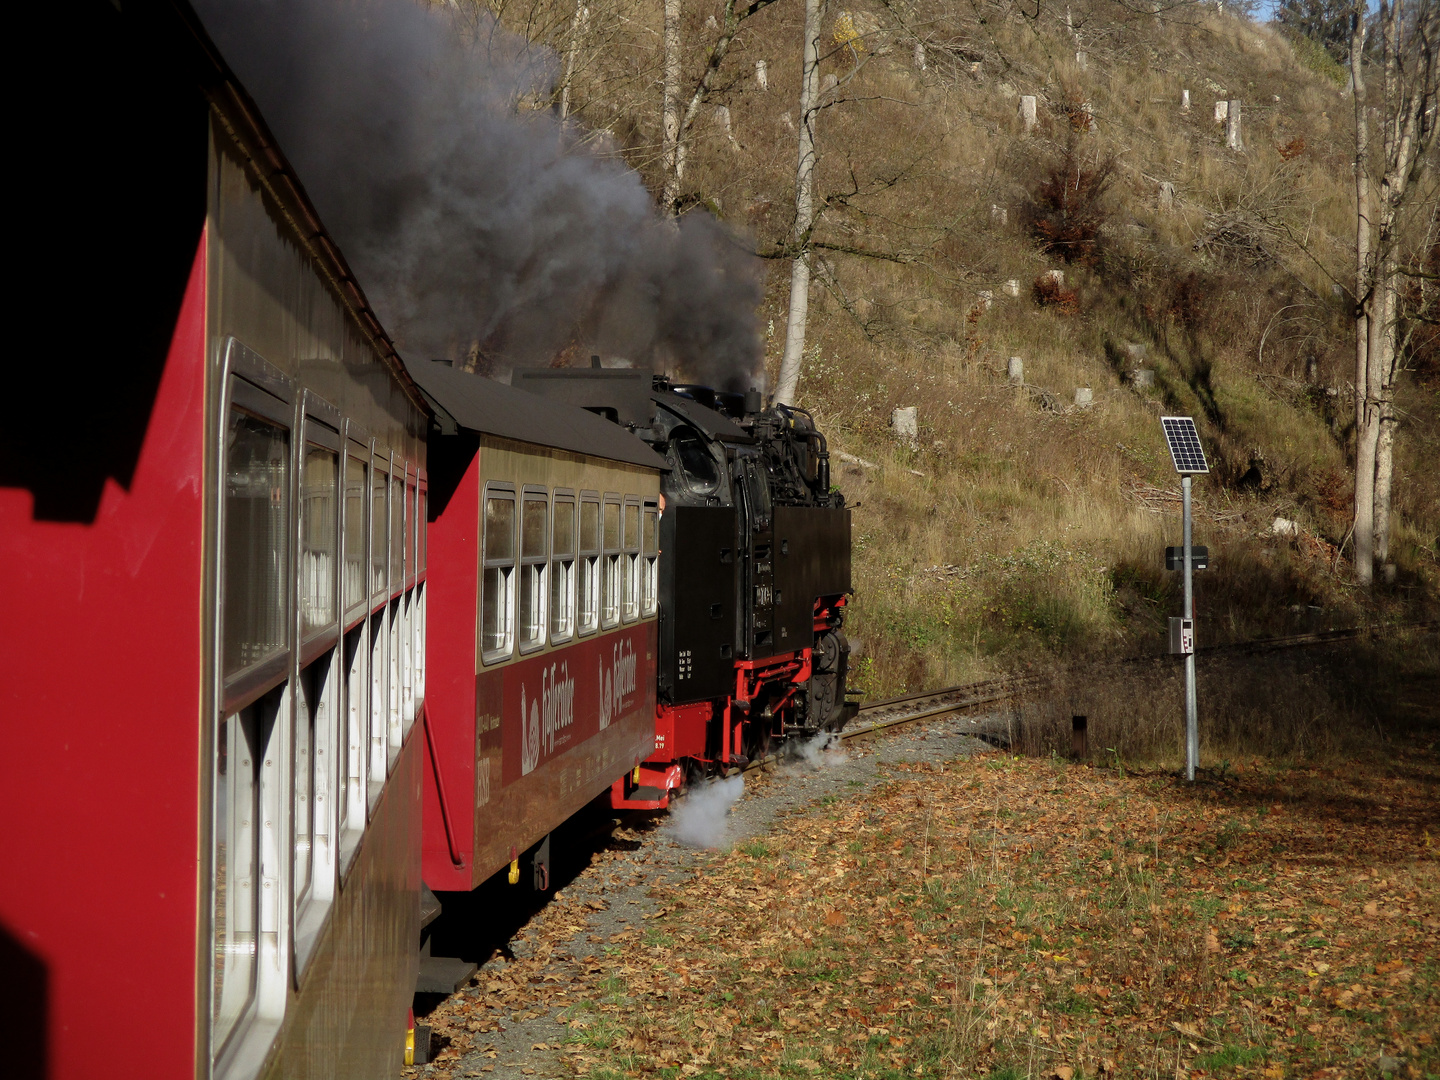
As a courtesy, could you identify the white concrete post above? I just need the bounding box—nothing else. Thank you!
[1225,100,1243,150]
[892,406,918,445]
[1020,96,1038,134]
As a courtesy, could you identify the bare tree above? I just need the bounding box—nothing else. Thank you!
[1348,0,1439,584]
[660,0,683,207]
[773,0,825,405]
[557,0,590,119]
[660,0,784,215]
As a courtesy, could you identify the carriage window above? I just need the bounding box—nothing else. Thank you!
[223,408,290,677]
[519,494,547,651]
[550,497,575,641]
[418,489,427,574]
[369,606,387,793]
[370,464,388,598]
[642,503,659,617]
[301,445,338,640]
[622,501,640,622]
[340,623,366,849]
[343,455,367,614]
[481,492,516,660]
[578,497,599,635]
[387,592,401,760]
[601,498,621,629]
[294,651,337,968]
[212,687,284,1057]
[390,475,403,587]
[405,482,415,582]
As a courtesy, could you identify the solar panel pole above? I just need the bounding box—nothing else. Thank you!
[1182,474,1198,782]
[1161,416,1206,783]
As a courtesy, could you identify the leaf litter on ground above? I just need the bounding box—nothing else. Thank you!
[408,738,1438,1080]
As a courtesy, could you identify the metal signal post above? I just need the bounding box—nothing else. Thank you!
[1160,417,1207,783]
[1182,475,1198,781]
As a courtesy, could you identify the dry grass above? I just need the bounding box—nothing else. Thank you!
[473,0,1440,701]
[1013,630,1440,765]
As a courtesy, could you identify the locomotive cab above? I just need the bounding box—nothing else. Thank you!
[512,366,855,795]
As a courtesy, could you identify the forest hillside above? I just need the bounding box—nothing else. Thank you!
[480,0,1439,719]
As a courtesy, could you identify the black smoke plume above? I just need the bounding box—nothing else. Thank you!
[196,0,763,390]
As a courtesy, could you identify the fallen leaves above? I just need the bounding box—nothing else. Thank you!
[405,731,1439,1080]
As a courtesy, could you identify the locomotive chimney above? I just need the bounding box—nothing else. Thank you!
[744,386,762,414]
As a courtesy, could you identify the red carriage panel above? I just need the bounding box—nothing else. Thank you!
[0,233,208,1080]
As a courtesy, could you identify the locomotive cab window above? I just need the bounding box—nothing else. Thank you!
[601,496,621,629]
[550,493,575,642]
[577,494,600,635]
[743,459,772,531]
[641,502,659,617]
[482,488,517,662]
[622,499,640,623]
[519,490,548,653]
[672,428,720,495]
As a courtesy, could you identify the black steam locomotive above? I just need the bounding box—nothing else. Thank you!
[514,365,855,805]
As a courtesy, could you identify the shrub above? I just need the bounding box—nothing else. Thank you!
[1025,144,1116,267]
[1033,273,1079,314]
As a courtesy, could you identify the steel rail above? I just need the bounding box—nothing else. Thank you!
[835,619,1439,744]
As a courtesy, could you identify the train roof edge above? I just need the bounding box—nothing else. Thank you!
[411,361,669,472]
[172,0,427,414]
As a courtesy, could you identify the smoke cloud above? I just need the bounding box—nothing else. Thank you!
[666,775,744,849]
[782,731,848,772]
[197,0,763,390]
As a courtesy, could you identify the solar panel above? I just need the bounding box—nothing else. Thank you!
[1160,416,1209,474]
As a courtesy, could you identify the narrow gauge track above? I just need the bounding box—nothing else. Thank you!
[803,619,1440,756]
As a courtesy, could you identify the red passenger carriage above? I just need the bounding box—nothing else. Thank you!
[411,363,664,894]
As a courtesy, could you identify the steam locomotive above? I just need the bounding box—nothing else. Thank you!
[513,367,856,809]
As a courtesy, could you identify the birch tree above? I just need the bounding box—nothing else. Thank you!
[1348,0,1439,584]
[773,0,825,405]
[660,0,783,216]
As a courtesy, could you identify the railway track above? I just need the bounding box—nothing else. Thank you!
[826,619,1440,748]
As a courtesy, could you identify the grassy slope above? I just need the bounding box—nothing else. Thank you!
[494,0,1439,744]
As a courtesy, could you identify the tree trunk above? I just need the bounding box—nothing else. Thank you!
[660,0,683,214]
[1373,402,1396,567]
[1349,2,1375,585]
[558,1,590,121]
[1372,249,1401,565]
[774,0,825,406]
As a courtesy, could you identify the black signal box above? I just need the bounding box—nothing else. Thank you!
[1164,545,1209,571]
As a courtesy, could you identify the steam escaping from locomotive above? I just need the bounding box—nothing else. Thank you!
[783,731,848,771]
[196,0,764,390]
[666,775,745,849]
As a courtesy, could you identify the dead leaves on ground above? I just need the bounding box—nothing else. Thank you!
[409,747,1438,1080]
